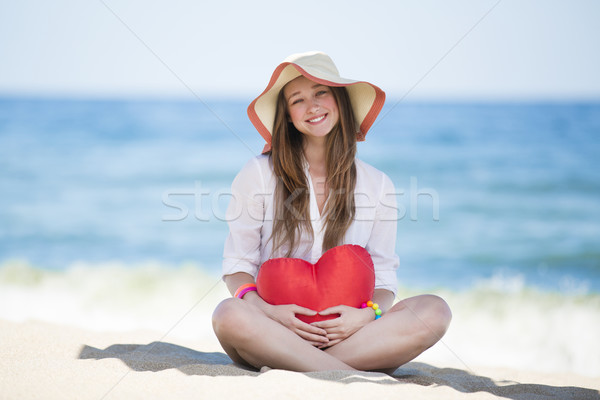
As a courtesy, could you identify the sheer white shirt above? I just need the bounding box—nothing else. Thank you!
[222,154,399,295]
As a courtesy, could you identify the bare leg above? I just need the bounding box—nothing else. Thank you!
[324,295,452,371]
[212,298,356,372]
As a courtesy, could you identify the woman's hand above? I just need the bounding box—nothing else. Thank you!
[311,305,375,348]
[264,304,330,347]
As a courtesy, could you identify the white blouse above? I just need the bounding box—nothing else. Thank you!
[222,154,399,295]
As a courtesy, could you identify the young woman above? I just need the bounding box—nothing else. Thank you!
[212,51,451,373]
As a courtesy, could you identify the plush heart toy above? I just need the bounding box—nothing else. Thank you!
[256,244,375,324]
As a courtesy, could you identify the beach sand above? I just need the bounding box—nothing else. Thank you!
[1,319,598,400]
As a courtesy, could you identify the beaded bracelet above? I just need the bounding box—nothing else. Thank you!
[234,283,257,299]
[361,300,382,319]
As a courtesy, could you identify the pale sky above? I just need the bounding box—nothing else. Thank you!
[1,0,599,100]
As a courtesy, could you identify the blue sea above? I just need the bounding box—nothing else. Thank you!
[1,96,599,375]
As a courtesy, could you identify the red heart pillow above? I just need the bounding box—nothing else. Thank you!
[256,244,375,324]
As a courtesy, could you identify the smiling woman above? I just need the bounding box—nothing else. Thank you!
[283,77,340,141]
[212,51,452,373]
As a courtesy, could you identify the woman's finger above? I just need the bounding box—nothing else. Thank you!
[310,319,339,329]
[296,320,328,337]
[325,332,345,340]
[292,305,318,316]
[318,305,346,316]
[319,338,342,349]
[295,328,329,344]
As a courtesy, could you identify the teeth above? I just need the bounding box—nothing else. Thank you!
[308,115,326,123]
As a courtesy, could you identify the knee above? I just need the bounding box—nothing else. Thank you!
[417,294,452,342]
[212,298,254,340]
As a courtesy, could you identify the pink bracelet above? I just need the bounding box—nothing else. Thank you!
[234,283,257,299]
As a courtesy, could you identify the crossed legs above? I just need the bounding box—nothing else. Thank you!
[212,294,452,372]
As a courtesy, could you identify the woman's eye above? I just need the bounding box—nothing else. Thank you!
[316,90,328,96]
[291,98,303,105]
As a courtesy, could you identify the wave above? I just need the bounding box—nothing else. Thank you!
[413,274,600,377]
[0,259,228,343]
[1,259,599,376]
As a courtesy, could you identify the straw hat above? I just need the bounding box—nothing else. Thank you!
[247,51,386,153]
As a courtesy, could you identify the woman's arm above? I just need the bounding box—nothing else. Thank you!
[223,272,272,311]
[313,288,395,348]
[367,172,400,297]
[372,288,395,313]
[224,272,330,346]
[222,158,265,279]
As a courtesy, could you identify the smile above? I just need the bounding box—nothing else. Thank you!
[307,114,327,123]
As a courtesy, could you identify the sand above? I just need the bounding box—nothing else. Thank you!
[1,319,598,400]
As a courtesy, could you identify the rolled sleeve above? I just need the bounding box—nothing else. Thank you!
[222,157,266,278]
[366,173,400,295]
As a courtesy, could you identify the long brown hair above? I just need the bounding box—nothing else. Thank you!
[268,84,357,256]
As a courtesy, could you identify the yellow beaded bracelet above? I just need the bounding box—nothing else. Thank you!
[361,300,382,319]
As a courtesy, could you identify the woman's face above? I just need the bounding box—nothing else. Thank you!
[283,75,339,140]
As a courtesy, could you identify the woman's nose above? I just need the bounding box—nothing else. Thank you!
[307,97,320,112]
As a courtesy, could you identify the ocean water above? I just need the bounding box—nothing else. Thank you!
[1,97,599,375]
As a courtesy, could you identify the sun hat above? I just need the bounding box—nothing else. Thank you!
[247,51,386,153]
